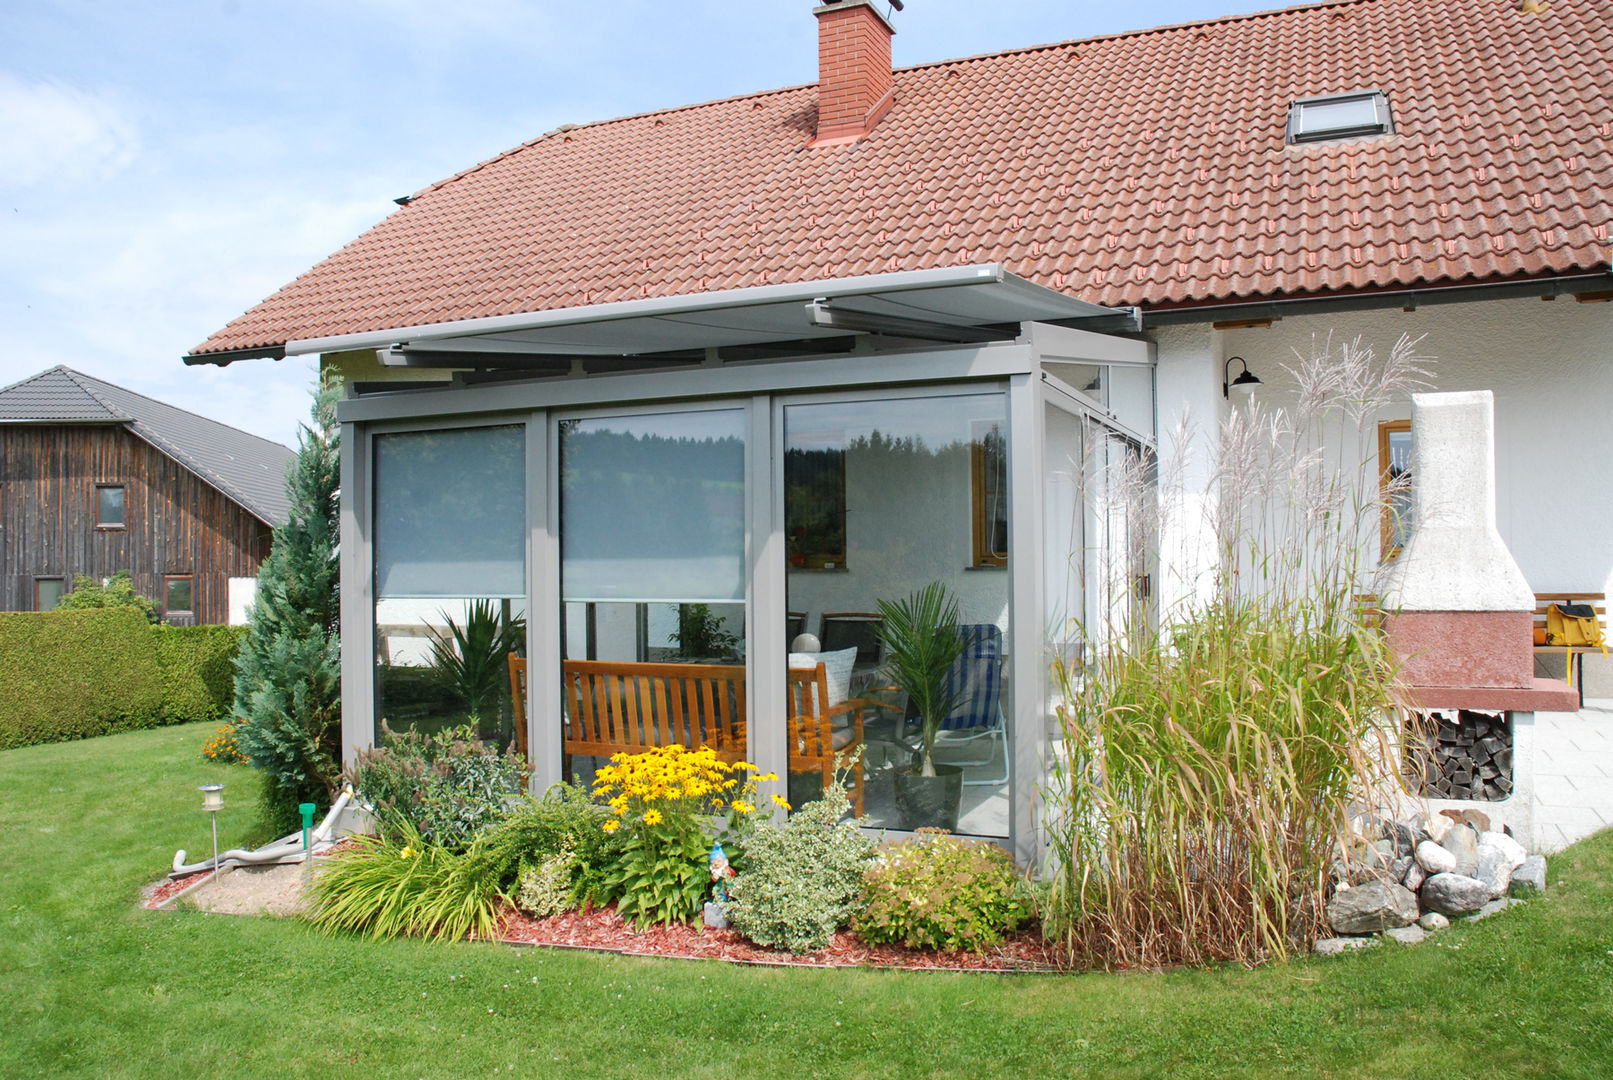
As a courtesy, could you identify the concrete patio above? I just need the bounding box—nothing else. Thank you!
[1533,699,1613,853]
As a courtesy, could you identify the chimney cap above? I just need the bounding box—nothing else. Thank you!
[813,0,898,33]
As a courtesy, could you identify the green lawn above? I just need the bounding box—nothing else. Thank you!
[3,724,1611,1079]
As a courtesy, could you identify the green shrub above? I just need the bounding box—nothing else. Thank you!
[475,782,623,901]
[855,832,1034,952]
[0,607,163,749]
[308,822,505,943]
[515,849,578,918]
[727,782,876,953]
[351,723,523,851]
[155,624,247,725]
[54,570,159,623]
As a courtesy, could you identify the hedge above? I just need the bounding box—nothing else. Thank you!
[0,609,247,751]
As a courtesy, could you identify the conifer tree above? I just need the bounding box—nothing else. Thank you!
[234,375,342,833]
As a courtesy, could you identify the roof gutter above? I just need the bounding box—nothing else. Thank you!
[182,343,288,368]
[1139,272,1613,328]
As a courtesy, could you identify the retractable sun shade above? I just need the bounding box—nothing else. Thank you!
[281,264,1119,367]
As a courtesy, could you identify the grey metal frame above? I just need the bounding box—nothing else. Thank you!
[337,322,1154,864]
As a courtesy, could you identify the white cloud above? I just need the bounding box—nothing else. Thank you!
[0,72,140,187]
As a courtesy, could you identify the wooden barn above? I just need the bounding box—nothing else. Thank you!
[0,366,294,624]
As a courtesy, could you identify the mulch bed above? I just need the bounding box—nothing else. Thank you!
[497,906,1065,972]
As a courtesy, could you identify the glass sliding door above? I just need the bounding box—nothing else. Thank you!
[558,408,747,784]
[373,424,527,747]
[782,390,1010,837]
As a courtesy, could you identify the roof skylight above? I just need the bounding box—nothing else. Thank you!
[1287,90,1393,144]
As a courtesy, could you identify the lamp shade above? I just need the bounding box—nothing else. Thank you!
[200,784,224,812]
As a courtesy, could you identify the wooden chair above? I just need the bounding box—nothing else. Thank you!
[507,653,530,762]
[820,611,883,668]
[787,661,866,815]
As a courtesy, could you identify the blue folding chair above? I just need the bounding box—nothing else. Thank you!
[932,623,1008,785]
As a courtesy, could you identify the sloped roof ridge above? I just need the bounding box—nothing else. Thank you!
[62,366,290,457]
[895,0,1368,74]
[404,0,1369,206]
[0,364,125,418]
[58,365,137,421]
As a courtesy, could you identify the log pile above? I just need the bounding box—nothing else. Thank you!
[1405,709,1513,801]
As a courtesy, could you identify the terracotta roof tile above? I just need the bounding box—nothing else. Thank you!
[194,0,1613,355]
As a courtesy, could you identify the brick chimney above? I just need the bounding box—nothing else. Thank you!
[812,1,896,146]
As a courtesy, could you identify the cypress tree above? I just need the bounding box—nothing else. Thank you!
[234,375,342,834]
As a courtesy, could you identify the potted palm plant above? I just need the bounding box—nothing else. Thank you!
[876,583,968,831]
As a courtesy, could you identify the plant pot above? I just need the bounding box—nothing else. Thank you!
[893,762,964,832]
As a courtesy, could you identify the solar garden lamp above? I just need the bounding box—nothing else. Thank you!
[299,802,317,889]
[199,784,224,886]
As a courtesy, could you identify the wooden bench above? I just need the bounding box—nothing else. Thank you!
[508,655,865,811]
[1533,592,1607,707]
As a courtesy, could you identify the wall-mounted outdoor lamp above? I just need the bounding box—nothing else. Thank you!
[199,783,224,886]
[1223,356,1262,398]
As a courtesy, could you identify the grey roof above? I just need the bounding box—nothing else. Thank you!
[0,366,296,526]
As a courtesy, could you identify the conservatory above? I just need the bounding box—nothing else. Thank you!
[327,265,1154,863]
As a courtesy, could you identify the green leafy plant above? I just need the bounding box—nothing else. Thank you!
[428,600,525,732]
[351,722,523,850]
[515,847,578,918]
[155,625,247,724]
[727,777,876,953]
[474,781,625,905]
[0,607,164,749]
[308,821,505,943]
[669,603,740,660]
[875,583,967,776]
[855,831,1034,952]
[54,570,159,623]
[234,375,342,835]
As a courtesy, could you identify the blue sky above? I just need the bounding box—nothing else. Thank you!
[0,0,1294,447]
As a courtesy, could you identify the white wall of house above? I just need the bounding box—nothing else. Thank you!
[1152,293,1613,691]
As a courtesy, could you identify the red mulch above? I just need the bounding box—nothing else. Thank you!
[496,905,1065,972]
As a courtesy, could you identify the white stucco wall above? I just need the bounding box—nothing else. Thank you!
[1153,293,1613,688]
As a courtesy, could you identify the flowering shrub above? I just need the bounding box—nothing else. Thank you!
[727,779,876,952]
[351,722,523,850]
[855,831,1036,952]
[201,721,249,764]
[591,745,783,927]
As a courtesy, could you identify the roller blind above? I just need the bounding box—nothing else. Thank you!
[560,410,745,603]
[373,425,526,599]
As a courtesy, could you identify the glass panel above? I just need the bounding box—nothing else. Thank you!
[559,410,747,786]
[165,577,193,612]
[1044,404,1087,677]
[784,392,1010,837]
[373,425,527,746]
[1296,95,1380,136]
[36,579,64,611]
[1107,364,1155,438]
[97,486,125,527]
[1385,426,1414,552]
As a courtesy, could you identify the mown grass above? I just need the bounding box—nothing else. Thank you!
[3,722,1610,1079]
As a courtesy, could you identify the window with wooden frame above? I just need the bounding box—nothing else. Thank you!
[784,437,848,570]
[96,484,126,529]
[164,575,194,615]
[971,419,1008,567]
[35,577,65,612]
[1379,419,1413,558]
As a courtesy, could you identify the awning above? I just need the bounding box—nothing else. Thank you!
[281,264,1120,363]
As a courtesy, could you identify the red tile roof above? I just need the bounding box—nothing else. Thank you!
[193,0,1613,356]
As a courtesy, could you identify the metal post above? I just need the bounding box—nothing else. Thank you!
[299,802,317,890]
[209,810,220,888]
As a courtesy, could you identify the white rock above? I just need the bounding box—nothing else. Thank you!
[1475,832,1528,899]
[1384,924,1427,945]
[1402,861,1426,892]
[1424,812,1453,844]
[1416,839,1457,875]
[1314,936,1379,956]
[1418,911,1450,931]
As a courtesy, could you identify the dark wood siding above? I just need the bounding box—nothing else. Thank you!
[0,423,274,624]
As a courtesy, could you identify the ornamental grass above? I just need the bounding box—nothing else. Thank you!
[1044,332,1431,969]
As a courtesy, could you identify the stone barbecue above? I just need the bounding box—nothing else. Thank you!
[1379,390,1575,849]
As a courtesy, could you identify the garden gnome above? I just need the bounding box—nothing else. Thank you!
[703,841,735,928]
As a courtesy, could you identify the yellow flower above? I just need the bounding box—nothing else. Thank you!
[400,846,416,859]
[602,819,620,834]
[732,800,754,815]
[770,793,791,811]
[643,809,663,826]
